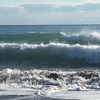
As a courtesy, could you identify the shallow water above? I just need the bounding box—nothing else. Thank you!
[0,68,100,100]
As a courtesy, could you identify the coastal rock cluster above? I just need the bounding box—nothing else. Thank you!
[0,69,99,90]
[75,71,99,79]
[47,71,99,80]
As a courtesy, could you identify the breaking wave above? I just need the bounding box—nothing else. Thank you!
[61,32,100,44]
[0,68,100,96]
[1,32,100,44]
[1,32,100,66]
[0,42,100,65]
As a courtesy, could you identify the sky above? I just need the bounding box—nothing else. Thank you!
[0,0,100,25]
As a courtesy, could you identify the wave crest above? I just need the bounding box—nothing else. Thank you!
[61,32,100,44]
[0,42,100,64]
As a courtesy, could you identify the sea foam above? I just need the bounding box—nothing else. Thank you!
[61,32,100,44]
[0,68,100,96]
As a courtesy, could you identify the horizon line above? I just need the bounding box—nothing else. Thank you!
[0,24,100,26]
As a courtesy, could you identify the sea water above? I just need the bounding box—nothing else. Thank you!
[0,25,100,100]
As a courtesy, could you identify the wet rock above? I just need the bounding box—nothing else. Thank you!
[76,71,99,79]
[24,72,29,77]
[47,73,59,80]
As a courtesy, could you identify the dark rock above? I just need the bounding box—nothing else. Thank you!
[76,71,99,79]
[47,73,59,80]
[24,72,29,77]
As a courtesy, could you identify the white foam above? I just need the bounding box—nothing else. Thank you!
[39,90,100,100]
[0,86,36,96]
[0,68,100,97]
[61,32,100,43]
[28,31,36,34]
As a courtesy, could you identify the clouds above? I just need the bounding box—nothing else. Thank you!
[0,2,100,24]
[78,3,100,11]
[87,0,100,3]
[0,5,25,15]
[11,2,100,14]
[23,3,54,13]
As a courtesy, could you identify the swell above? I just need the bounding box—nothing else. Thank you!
[0,34,65,44]
[1,33,100,67]
[1,32,100,44]
[0,42,100,66]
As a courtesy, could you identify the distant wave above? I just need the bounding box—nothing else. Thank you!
[61,32,100,44]
[0,34,64,44]
[1,32,100,44]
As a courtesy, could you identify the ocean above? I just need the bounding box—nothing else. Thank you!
[0,25,100,100]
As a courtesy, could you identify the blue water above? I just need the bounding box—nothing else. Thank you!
[0,25,100,100]
[0,25,100,34]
